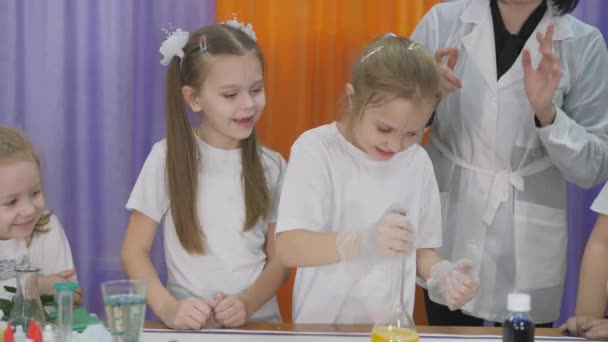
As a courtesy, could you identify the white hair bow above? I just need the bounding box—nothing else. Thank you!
[159,27,190,66]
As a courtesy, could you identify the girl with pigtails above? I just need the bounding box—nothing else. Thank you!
[121,21,289,330]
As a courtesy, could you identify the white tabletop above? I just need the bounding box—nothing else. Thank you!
[141,329,584,342]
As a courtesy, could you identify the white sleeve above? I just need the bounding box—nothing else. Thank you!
[411,5,439,51]
[126,142,170,222]
[28,214,75,278]
[275,140,331,234]
[415,154,442,250]
[537,29,608,189]
[268,153,287,224]
[591,182,608,215]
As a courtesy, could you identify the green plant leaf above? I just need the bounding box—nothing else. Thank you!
[0,298,12,318]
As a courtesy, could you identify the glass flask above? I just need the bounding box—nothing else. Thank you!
[371,258,418,342]
[9,266,46,329]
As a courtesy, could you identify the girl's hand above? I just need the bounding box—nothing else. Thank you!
[428,259,479,310]
[581,319,608,340]
[213,292,248,328]
[336,211,413,261]
[161,297,215,330]
[560,315,596,337]
[37,269,76,295]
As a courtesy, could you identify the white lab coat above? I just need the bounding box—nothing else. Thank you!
[412,0,608,323]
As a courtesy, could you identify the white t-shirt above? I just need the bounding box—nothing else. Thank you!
[275,122,442,324]
[126,136,285,322]
[591,182,608,215]
[0,214,75,300]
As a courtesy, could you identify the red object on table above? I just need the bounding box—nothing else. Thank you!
[26,320,43,342]
[3,321,14,342]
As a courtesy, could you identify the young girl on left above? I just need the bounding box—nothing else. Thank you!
[0,126,78,303]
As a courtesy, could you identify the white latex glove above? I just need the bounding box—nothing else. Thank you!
[336,211,413,261]
[427,259,479,310]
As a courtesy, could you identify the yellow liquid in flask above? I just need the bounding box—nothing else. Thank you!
[370,326,419,342]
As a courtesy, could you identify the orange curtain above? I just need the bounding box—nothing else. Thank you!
[217,0,441,324]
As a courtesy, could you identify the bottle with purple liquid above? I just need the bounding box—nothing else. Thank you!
[503,293,534,342]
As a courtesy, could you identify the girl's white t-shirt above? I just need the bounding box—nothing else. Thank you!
[591,182,608,215]
[0,214,75,300]
[127,137,285,322]
[275,122,442,324]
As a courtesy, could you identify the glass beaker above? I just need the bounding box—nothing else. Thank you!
[101,280,148,342]
[9,266,46,329]
[371,258,418,342]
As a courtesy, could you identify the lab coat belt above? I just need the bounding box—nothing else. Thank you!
[430,135,553,225]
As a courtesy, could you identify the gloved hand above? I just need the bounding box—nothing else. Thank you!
[336,211,413,261]
[427,258,479,310]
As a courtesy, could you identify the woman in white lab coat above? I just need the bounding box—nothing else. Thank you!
[412,0,608,326]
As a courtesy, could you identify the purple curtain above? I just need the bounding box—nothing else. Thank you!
[0,0,215,317]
